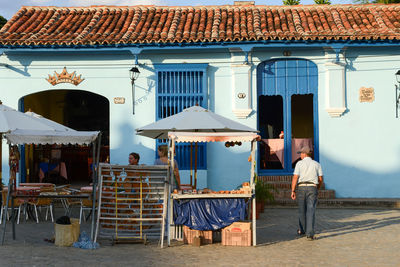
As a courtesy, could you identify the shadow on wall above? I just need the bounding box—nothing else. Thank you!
[109,122,155,166]
[207,142,253,191]
[321,151,400,198]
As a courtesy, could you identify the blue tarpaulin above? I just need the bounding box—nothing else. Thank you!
[173,198,247,231]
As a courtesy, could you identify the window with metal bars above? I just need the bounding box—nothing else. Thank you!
[155,64,208,170]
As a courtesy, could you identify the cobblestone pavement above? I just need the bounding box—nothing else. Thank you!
[0,208,399,267]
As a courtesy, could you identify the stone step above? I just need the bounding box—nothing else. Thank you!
[269,198,400,208]
[264,181,326,190]
[271,189,335,199]
[259,175,293,183]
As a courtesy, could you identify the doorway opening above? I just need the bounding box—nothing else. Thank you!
[259,95,284,170]
[257,58,318,174]
[20,90,109,186]
[291,94,314,168]
[258,94,314,171]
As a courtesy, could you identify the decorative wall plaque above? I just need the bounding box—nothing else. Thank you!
[46,67,84,86]
[359,87,374,103]
[114,97,125,104]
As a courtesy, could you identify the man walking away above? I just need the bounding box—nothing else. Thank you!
[291,146,323,240]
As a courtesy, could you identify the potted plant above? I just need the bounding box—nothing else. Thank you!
[255,178,275,216]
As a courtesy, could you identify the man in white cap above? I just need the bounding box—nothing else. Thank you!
[291,146,323,240]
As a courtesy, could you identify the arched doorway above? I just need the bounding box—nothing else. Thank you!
[19,90,109,185]
[257,58,319,175]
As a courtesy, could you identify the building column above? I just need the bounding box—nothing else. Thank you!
[230,49,253,119]
[324,49,347,117]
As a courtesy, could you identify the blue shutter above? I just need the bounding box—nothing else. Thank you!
[155,64,208,170]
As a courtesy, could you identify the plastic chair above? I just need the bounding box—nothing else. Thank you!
[27,187,54,223]
[0,190,25,224]
[64,188,96,224]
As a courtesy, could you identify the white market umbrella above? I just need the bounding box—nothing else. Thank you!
[4,111,99,145]
[136,105,257,189]
[5,129,99,145]
[24,111,74,132]
[136,106,257,139]
[0,104,56,133]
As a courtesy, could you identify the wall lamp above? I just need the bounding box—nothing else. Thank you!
[129,66,140,114]
[396,70,400,118]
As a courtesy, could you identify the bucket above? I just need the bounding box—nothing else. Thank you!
[54,218,80,247]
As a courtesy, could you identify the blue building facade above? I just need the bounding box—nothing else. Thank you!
[1,4,400,197]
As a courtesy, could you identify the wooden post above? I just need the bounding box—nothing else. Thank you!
[250,140,257,246]
[161,161,170,248]
[0,133,2,185]
[0,100,2,185]
[194,142,198,189]
[167,138,176,246]
[190,143,193,187]
[90,136,97,241]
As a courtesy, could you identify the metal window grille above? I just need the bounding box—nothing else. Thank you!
[156,68,207,170]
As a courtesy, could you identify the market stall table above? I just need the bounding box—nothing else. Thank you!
[167,132,259,246]
[1,182,92,245]
[19,183,55,188]
[172,193,250,236]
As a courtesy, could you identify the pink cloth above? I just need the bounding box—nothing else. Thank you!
[262,139,285,168]
[3,186,41,195]
[291,138,313,164]
[261,138,313,167]
[80,186,93,192]
[39,162,67,182]
[19,183,54,187]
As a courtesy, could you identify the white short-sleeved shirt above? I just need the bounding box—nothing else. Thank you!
[293,157,323,184]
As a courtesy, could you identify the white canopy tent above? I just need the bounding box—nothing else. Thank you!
[136,106,257,139]
[136,105,258,188]
[0,108,101,242]
[4,111,99,145]
[167,131,259,246]
[0,105,60,133]
[4,129,99,145]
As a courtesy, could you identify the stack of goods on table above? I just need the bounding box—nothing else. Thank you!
[173,182,252,195]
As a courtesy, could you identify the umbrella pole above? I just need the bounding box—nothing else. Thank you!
[9,145,17,192]
[0,133,2,185]
[190,143,193,187]
[194,143,198,189]
[91,133,101,241]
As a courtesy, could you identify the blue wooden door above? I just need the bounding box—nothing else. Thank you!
[257,58,319,174]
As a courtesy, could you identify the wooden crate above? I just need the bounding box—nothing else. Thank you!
[221,222,251,246]
[183,225,213,245]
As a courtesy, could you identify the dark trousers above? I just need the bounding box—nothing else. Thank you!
[297,186,318,237]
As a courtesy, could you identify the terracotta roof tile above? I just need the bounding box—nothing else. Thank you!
[2,4,400,46]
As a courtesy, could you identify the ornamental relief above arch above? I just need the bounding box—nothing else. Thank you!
[46,67,84,86]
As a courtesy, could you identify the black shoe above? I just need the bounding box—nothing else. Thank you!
[297,229,305,237]
[306,235,315,241]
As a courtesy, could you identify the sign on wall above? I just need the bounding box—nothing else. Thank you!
[46,67,84,86]
[359,87,375,103]
[113,97,125,104]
